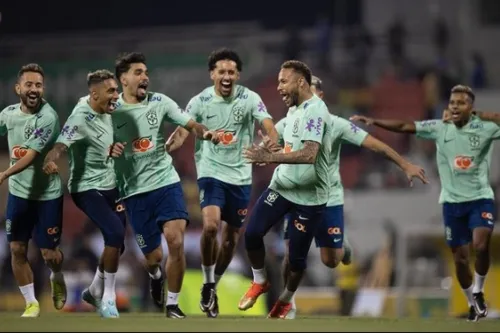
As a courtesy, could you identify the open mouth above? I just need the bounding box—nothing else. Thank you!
[281,92,290,105]
[108,100,117,112]
[27,93,39,104]
[220,80,232,93]
[451,111,460,120]
[137,81,149,95]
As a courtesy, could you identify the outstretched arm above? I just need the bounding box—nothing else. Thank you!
[165,126,191,153]
[43,143,68,174]
[350,115,416,134]
[0,149,38,184]
[361,135,428,186]
[244,141,319,164]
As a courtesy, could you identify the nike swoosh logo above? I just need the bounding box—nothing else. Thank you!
[298,215,309,221]
[444,138,454,143]
[117,122,127,129]
[333,238,341,243]
[207,115,216,119]
[96,133,103,139]
[7,128,14,131]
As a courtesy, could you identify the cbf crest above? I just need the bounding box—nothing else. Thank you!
[232,105,244,124]
[469,135,480,150]
[24,124,34,139]
[146,109,158,127]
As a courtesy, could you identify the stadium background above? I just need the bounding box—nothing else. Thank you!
[1,0,500,320]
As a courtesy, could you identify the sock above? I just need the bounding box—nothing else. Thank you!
[166,291,179,306]
[463,284,475,307]
[278,288,295,303]
[251,267,267,284]
[473,272,486,294]
[214,274,222,286]
[89,268,104,299]
[19,283,37,305]
[148,267,161,280]
[290,294,296,309]
[102,272,117,303]
[202,264,215,284]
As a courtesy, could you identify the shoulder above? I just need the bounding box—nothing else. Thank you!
[38,102,59,121]
[1,103,19,114]
[194,87,215,105]
[305,97,329,117]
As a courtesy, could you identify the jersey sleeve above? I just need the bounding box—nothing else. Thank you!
[275,118,286,146]
[185,95,203,122]
[250,92,272,124]
[414,119,443,140]
[301,105,328,144]
[25,112,59,152]
[160,96,192,127]
[0,109,7,136]
[56,113,88,148]
[336,117,369,146]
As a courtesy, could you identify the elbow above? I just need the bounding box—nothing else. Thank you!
[305,153,317,164]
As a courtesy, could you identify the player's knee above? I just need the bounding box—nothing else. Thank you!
[164,230,184,257]
[202,218,219,239]
[288,255,307,272]
[321,250,341,269]
[40,248,62,265]
[473,239,489,254]
[145,247,162,266]
[244,230,264,251]
[10,242,28,263]
[452,249,469,267]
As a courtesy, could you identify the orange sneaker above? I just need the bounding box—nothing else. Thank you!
[238,281,270,311]
[267,300,292,319]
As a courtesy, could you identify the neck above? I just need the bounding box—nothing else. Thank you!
[20,102,39,114]
[88,100,105,114]
[214,87,233,99]
[297,89,314,107]
[455,114,471,128]
[123,91,140,104]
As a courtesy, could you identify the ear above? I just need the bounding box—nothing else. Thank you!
[120,75,127,87]
[210,70,215,81]
[15,83,21,96]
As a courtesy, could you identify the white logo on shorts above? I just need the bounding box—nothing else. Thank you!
[136,234,146,249]
[445,227,452,241]
[5,219,12,234]
[264,191,279,206]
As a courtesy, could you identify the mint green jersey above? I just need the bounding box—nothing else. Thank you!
[0,102,63,200]
[275,114,368,207]
[187,85,272,185]
[56,101,115,193]
[112,92,192,199]
[269,95,331,206]
[415,116,500,203]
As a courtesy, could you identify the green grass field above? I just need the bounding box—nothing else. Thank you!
[0,313,499,332]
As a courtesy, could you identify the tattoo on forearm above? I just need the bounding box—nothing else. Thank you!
[269,141,319,164]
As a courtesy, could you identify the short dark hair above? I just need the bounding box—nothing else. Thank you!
[115,52,146,79]
[281,60,312,85]
[18,63,44,80]
[208,48,243,72]
[87,69,115,87]
[311,75,322,91]
[451,84,475,103]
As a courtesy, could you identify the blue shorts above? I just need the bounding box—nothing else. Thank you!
[284,205,344,249]
[71,188,127,249]
[5,193,63,249]
[442,198,495,248]
[124,183,189,255]
[197,177,251,227]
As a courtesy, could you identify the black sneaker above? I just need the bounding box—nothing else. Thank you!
[467,305,479,322]
[200,283,216,312]
[473,292,488,317]
[150,274,164,309]
[206,293,219,318]
[166,304,186,319]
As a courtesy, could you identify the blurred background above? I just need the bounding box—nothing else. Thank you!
[1,0,500,320]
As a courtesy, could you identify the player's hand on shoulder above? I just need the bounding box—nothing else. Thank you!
[403,162,429,187]
[42,161,59,175]
[110,142,127,158]
[349,115,373,126]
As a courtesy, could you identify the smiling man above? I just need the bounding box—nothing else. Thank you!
[166,48,278,318]
[350,84,500,322]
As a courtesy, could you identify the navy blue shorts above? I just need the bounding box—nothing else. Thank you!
[5,193,63,249]
[442,199,495,248]
[124,183,189,255]
[197,177,251,227]
[284,204,344,249]
[71,188,127,249]
[245,188,325,252]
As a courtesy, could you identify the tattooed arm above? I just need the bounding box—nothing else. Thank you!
[43,143,68,174]
[244,141,319,164]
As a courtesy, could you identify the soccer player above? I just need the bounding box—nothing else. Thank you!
[43,70,125,318]
[257,73,428,319]
[350,85,498,322]
[108,52,218,318]
[0,64,66,317]
[165,48,278,317]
